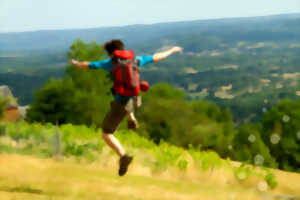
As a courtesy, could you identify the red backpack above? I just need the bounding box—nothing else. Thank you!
[111,50,141,97]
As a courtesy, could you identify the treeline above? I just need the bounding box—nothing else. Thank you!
[0,51,66,105]
[140,44,300,123]
[137,84,300,172]
[21,40,300,173]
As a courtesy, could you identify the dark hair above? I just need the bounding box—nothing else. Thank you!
[104,39,125,55]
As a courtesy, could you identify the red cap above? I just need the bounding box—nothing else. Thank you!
[140,81,150,92]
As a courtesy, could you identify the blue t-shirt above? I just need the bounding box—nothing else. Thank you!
[88,55,153,102]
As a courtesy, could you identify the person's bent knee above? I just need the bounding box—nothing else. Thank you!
[102,125,117,134]
[102,132,113,140]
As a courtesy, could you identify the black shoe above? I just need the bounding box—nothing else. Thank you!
[119,154,133,176]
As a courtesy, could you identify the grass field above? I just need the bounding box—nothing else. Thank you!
[0,153,299,200]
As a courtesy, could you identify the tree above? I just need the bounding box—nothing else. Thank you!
[26,78,76,124]
[0,97,8,118]
[261,99,300,172]
[137,83,187,143]
[26,39,112,126]
[232,124,277,168]
[137,83,236,155]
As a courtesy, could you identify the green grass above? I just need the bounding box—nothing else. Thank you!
[0,122,299,199]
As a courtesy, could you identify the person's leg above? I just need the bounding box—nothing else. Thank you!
[128,112,136,121]
[101,100,133,176]
[102,132,132,176]
[102,100,128,156]
[102,132,125,157]
[127,112,139,129]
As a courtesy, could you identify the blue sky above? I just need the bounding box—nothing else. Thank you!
[0,0,299,33]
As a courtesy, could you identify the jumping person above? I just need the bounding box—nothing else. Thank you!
[70,39,183,176]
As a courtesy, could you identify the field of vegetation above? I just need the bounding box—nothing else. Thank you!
[0,122,299,200]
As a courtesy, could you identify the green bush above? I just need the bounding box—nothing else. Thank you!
[264,169,278,189]
[0,97,8,118]
[0,125,6,136]
[261,99,300,172]
[232,124,278,168]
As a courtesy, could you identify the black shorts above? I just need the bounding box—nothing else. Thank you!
[102,100,128,133]
[102,97,141,134]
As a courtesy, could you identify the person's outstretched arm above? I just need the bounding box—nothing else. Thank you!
[152,46,183,62]
[70,59,90,70]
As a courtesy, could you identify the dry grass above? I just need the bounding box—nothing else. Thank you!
[283,72,300,79]
[214,91,235,99]
[184,67,198,74]
[0,154,299,200]
[247,42,265,49]
[187,83,198,91]
[215,65,239,70]
[210,51,223,56]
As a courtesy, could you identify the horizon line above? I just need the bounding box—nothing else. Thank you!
[1,11,299,34]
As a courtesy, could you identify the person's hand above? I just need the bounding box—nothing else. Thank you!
[70,59,79,65]
[153,46,184,62]
[69,59,89,70]
[171,46,183,54]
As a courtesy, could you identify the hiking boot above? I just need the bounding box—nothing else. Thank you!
[119,154,133,176]
[127,119,139,130]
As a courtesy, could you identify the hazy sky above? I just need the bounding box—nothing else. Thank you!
[0,0,299,33]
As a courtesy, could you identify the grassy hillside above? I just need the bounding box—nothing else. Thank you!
[0,123,299,199]
[0,154,299,200]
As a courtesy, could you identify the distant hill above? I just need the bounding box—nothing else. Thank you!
[0,13,299,51]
